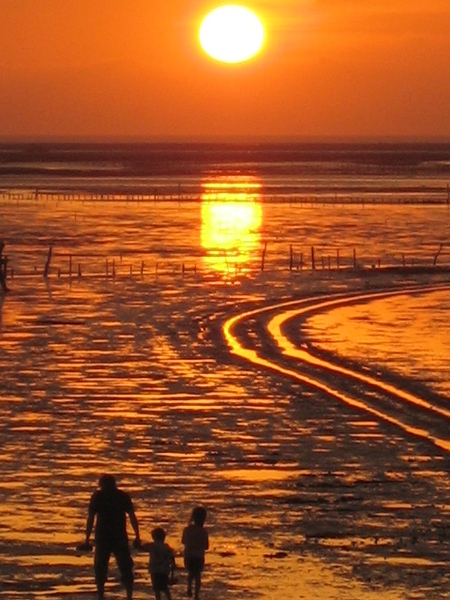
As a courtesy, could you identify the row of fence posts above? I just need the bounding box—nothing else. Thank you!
[37,247,200,280]
[39,244,362,279]
[2,242,445,285]
[50,245,363,278]
[287,245,359,272]
[3,188,450,204]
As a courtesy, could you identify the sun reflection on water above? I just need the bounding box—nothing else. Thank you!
[201,177,262,276]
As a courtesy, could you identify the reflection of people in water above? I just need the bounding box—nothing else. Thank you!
[182,506,209,600]
[82,474,141,600]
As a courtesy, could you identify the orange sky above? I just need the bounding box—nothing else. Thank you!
[1,0,449,140]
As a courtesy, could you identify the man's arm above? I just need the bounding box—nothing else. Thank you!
[128,508,141,546]
[85,510,95,544]
[76,506,95,552]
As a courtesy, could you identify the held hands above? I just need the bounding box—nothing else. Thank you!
[76,541,93,553]
[132,537,142,550]
[76,537,141,553]
[133,538,152,552]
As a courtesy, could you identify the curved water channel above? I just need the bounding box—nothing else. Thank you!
[224,282,450,453]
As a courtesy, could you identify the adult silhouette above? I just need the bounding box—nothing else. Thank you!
[82,474,140,600]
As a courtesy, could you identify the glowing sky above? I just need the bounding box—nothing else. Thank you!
[1,0,449,140]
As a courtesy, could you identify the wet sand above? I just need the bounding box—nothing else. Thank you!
[1,196,450,598]
[0,266,449,600]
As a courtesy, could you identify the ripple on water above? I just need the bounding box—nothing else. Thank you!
[1,201,450,598]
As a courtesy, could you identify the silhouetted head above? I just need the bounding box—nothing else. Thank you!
[99,474,117,493]
[152,527,166,542]
[191,506,207,526]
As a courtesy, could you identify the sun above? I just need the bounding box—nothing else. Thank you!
[199,5,265,64]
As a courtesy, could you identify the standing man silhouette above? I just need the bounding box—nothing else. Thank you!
[82,474,141,600]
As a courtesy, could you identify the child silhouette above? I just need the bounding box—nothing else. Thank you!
[181,507,209,600]
[141,527,176,600]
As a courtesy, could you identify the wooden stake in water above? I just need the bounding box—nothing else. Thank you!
[43,245,53,278]
[0,241,9,292]
[433,243,443,266]
[261,241,268,271]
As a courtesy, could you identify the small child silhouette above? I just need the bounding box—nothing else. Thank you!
[141,527,176,600]
[181,507,209,600]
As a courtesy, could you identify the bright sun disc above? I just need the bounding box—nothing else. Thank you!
[199,5,264,64]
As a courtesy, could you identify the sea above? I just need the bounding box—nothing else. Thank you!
[1,140,450,202]
[0,141,449,599]
[1,141,450,393]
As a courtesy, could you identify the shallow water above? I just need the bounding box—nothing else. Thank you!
[304,289,450,397]
[2,198,450,274]
[0,198,449,599]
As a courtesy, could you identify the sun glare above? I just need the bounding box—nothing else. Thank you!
[199,5,265,64]
[201,177,262,275]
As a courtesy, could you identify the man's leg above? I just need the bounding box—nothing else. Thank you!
[194,573,201,600]
[97,581,105,600]
[94,545,110,600]
[124,581,133,600]
[114,544,134,600]
[186,572,193,597]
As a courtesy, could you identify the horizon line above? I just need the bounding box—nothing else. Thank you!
[1,134,450,145]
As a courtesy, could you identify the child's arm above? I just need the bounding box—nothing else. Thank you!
[138,542,152,552]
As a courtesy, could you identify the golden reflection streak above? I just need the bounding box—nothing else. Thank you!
[201,177,262,275]
[268,293,450,423]
[223,283,450,453]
